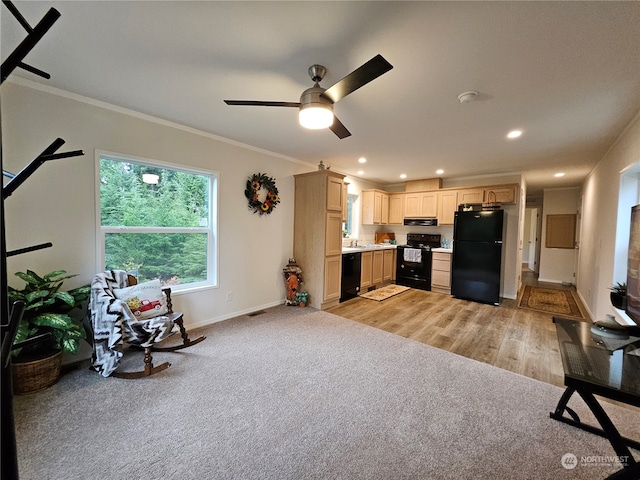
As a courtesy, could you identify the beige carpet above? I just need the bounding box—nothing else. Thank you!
[519,284,585,319]
[359,284,410,301]
[12,305,640,479]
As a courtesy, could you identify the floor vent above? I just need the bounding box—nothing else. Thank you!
[247,310,266,317]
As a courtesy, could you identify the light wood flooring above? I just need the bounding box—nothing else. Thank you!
[328,271,573,388]
[328,272,639,413]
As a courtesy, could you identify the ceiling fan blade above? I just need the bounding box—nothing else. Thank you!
[329,116,351,139]
[321,54,393,104]
[224,100,300,107]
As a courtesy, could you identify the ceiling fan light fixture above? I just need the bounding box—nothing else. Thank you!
[299,104,334,129]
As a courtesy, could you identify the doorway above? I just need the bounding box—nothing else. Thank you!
[522,207,540,284]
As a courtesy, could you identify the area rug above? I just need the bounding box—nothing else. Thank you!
[359,284,410,301]
[519,284,585,319]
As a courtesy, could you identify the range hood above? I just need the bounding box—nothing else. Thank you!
[404,218,438,226]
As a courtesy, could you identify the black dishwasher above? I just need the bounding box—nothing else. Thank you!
[340,252,361,302]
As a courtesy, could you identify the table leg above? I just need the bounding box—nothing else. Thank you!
[550,386,581,423]
[605,463,640,480]
[575,389,638,466]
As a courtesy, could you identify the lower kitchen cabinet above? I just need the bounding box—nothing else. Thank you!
[361,251,373,290]
[372,250,384,285]
[324,255,342,303]
[431,251,452,294]
[360,248,396,292]
[383,249,395,282]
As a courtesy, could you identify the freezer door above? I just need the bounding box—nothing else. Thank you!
[454,210,504,243]
[451,241,502,304]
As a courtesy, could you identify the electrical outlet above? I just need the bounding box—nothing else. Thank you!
[226,291,233,302]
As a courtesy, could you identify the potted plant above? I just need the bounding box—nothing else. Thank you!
[609,282,627,310]
[8,270,90,394]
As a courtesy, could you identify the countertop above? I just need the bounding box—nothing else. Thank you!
[342,244,397,254]
[342,245,453,254]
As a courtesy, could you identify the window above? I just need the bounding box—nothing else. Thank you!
[97,152,217,289]
[343,194,358,237]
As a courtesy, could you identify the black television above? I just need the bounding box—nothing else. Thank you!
[626,204,640,326]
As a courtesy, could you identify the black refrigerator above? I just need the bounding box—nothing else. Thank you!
[451,210,504,305]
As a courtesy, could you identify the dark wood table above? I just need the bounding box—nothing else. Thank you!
[551,317,640,479]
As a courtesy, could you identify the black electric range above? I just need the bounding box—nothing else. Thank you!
[396,233,442,291]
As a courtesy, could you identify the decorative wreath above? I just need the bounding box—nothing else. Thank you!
[245,172,280,215]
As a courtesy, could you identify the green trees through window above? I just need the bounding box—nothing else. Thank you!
[99,155,216,288]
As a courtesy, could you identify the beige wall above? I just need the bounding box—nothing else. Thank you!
[577,111,640,320]
[2,80,313,328]
[538,187,580,284]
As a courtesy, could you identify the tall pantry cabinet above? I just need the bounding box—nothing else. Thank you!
[294,170,345,310]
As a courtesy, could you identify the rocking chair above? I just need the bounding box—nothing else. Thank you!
[86,270,206,379]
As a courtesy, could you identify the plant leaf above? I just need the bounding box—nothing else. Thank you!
[52,291,75,307]
[32,313,73,330]
[43,270,71,282]
[61,337,79,355]
[15,270,43,287]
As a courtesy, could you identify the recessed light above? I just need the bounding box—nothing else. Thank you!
[507,130,522,139]
[400,174,407,179]
[436,169,444,175]
[554,172,565,177]
[358,157,367,164]
[357,170,364,175]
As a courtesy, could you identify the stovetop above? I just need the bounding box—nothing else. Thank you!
[403,233,442,249]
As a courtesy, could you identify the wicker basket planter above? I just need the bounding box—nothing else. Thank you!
[11,350,63,395]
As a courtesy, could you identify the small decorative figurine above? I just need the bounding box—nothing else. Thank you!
[283,258,304,305]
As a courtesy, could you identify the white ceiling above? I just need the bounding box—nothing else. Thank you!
[2,1,639,194]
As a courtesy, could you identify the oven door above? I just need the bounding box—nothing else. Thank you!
[396,246,432,290]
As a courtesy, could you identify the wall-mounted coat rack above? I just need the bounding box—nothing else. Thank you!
[1,2,85,479]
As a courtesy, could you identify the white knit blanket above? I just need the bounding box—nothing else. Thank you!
[88,270,174,377]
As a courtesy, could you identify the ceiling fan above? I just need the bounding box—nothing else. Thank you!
[224,54,393,139]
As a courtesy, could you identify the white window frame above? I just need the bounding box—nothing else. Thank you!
[95,150,219,291]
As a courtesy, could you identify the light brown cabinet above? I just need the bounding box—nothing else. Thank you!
[372,250,384,285]
[326,175,344,211]
[381,194,389,224]
[383,249,395,282]
[458,188,484,205]
[324,255,342,302]
[342,182,349,222]
[361,183,518,226]
[431,251,452,295]
[294,170,345,310]
[388,194,404,225]
[325,212,343,256]
[360,251,373,290]
[362,189,389,225]
[484,185,517,205]
[360,248,396,291]
[437,190,458,225]
[404,192,437,218]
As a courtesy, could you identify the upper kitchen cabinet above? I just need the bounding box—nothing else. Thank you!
[484,185,518,205]
[342,182,349,222]
[294,170,345,310]
[362,189,389,225]
[326,174,344,211]
[437,190,458,225]
[404,191,437,218]
[388,193,404,225]
[458,188,484,205]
